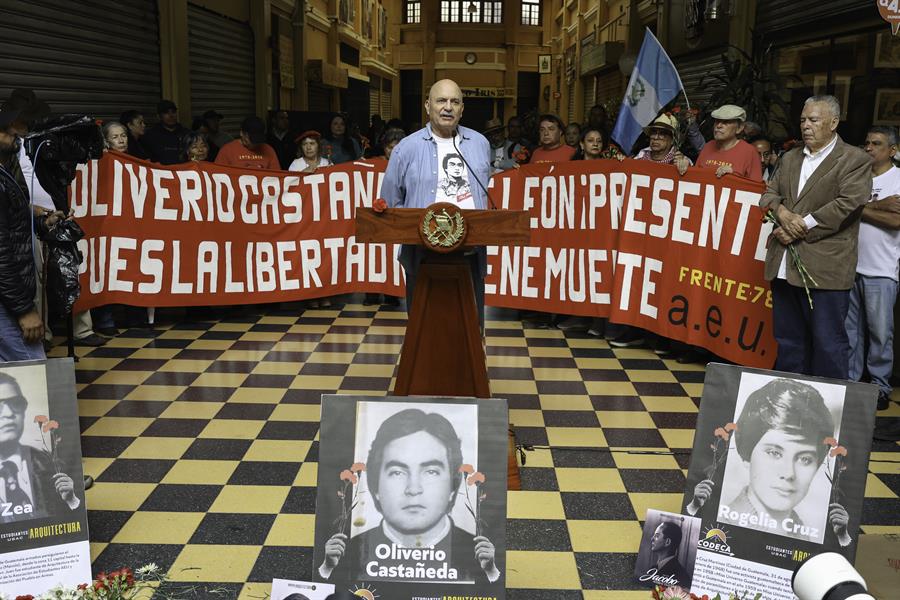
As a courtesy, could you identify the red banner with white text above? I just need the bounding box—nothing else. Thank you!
[486,161,773,367]
[71,152,773,367]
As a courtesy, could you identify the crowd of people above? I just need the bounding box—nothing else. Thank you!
[481,98,900,428]
[1,85,898,436]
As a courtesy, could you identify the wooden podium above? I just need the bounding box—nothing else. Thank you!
[356,203,530,490]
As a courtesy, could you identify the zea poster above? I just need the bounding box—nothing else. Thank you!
[0,359,91,595]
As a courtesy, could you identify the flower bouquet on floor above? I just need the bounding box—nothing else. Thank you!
[2,564,231,600]
[652,585,762,600]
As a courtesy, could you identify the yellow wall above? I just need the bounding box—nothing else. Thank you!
[300,0,399,115]
[385,0,551,120]
[155,0,762,127]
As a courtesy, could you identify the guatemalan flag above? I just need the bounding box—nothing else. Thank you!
[611,28,685,154]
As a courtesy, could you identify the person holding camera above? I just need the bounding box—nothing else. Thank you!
[2,89,108,349]
[0,106,61,361]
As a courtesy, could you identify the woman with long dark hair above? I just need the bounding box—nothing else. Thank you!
[556,127,623,334]
[119,110,148,160]
[322,114,362,164]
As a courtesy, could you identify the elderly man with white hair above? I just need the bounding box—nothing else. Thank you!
[760,95,872,379]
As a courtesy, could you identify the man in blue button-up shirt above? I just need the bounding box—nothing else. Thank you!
[380,79,492,326]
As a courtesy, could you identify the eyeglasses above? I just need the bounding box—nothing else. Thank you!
[648,130,671,138]
[0,396,27,414]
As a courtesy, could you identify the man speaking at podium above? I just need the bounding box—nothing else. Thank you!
[380,79,492,327]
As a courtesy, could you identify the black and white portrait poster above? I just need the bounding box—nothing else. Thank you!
[681,364,877,600]
[313,395,507,600]
[634,509,701,589]
[0,359,91,596]
[270,578,334,599]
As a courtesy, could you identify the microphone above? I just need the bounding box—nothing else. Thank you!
[452,128,497,210]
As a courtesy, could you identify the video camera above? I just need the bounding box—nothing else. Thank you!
[23,114,104,212]
[21,114,104,321]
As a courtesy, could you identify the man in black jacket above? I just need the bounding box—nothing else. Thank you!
[0,107,56,361]
[141,100,190,165]
[266,110,296,170]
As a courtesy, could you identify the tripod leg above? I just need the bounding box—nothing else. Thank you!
[66,311,77,361]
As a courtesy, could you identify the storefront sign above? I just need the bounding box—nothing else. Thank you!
[680,364,878,599]
[279,34,295,89]
[878,0,900,35]
[306,59,349,88]
[460,87,515,98]
[580,42,624,76]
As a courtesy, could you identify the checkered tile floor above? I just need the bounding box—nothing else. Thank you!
[47,299,900,599]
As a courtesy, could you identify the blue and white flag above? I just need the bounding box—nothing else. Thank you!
[611,28,685,154]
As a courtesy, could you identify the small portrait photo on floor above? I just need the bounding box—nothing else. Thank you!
[634,509,701,590]
[270,578,334,600]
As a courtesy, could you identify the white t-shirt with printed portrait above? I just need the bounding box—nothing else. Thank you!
[434,134,475,209]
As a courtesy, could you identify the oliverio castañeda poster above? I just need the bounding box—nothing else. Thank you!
[313,395,507,600]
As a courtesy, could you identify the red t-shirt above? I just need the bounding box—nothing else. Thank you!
[529,144,576,163]
[696,139,763,180]
[214,139,281,170]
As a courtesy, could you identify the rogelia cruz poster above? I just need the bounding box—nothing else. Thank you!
[681,364,877,600]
